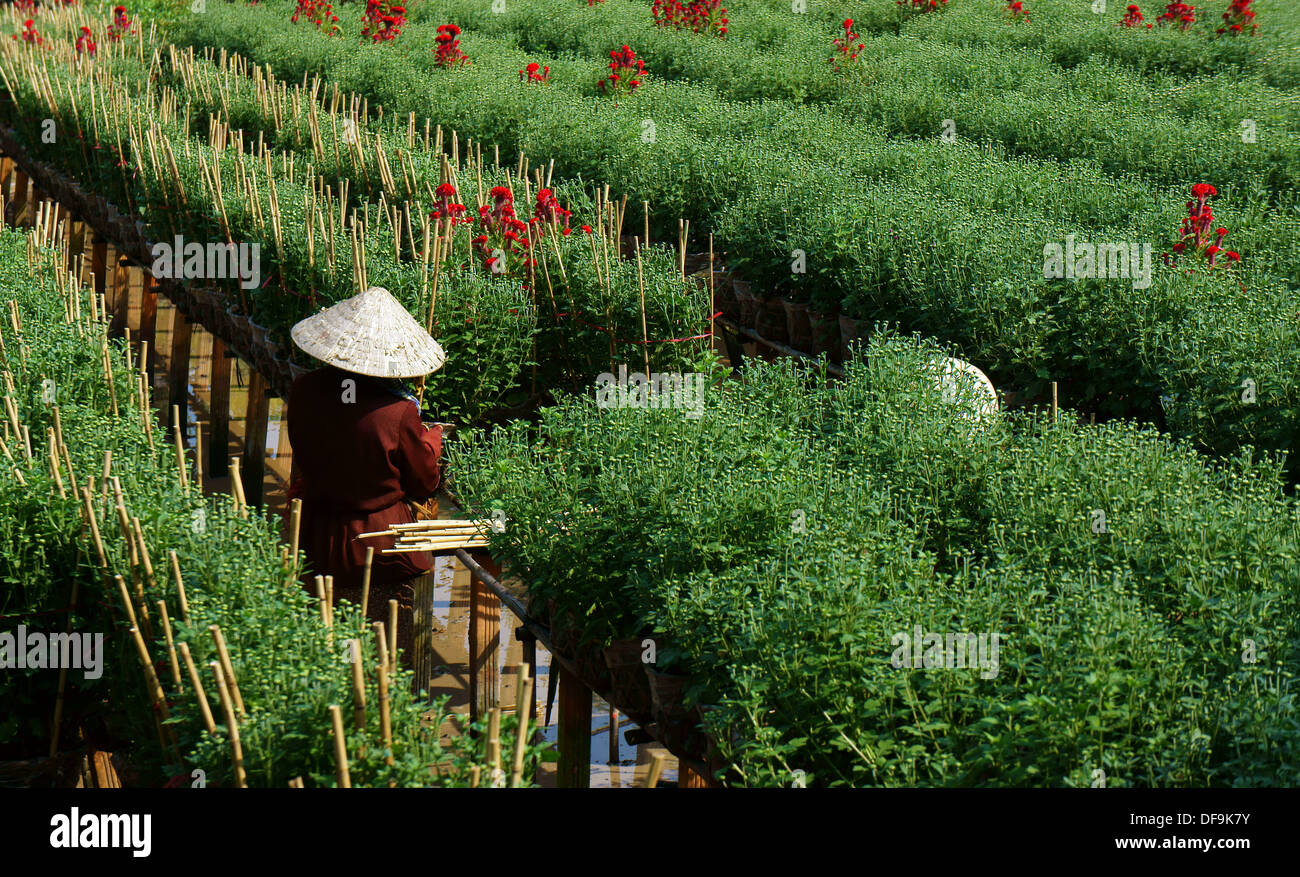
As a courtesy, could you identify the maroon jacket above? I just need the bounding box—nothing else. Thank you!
[287,365,443,587]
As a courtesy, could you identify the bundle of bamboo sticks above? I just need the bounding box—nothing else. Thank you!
[357,518,496,554]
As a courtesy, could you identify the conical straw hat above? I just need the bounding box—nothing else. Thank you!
[290,286,446,378]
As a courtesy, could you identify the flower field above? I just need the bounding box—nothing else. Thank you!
[1,0,1298,791]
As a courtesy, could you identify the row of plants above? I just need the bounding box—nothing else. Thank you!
[0,225,539,784]
[400,0,1300,197]
[449,331,1300,786]
[0,16,717,425]
[159,3,1300,476]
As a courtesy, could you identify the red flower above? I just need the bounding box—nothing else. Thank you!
[1218,1,1257,38]
[1155,2,1195,29]
[600,45,647,95]
[520,61,551,84]
[433,22,470,66]
[1169,184,1238,271]
[830,18,863,70]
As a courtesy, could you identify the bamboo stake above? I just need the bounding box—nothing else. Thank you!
[211,661,247,787]
[350,639,366,730]
[288,497,301,566]
[209,625,246,717]
[156,600,184,695]
[373,623,394,767]
[179,641,216,735]
[130,624,182,763]
[329,705,352,788]
[635,239,652,379]
[315,575,330,626]
[645,751,667,788]
[510,665,533,787]
[486,707,503,787]
[168,549,190,624]
[114,574,138,629]
[229,456,248,518]
[360,546,374,618]
[172,405,188,489]
[388,600,398,673]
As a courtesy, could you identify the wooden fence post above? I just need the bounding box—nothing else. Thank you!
[556,664,591,789]
[209,337,231,477]
[139,271,158,374]
[412,568,435,695]
[168,308,192,431]
[242,369,269,508]
[467,560,501,723]
[109,252,129,338]
[90,234,106,301]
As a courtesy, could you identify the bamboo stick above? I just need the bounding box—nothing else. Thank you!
[329,705,352,788]
[211,662,247,787]
[168,549,190,624]
[360,546,374,619]
[373,623,394,767]
[636,239,652,379]
[178,641,216,735]
[130,624,181,763]
[113,574,138,629]
[172,405,188,489]
[288,497,302,564]
[510,665,533,788]
[388,600,398,673]
[156,600,184,695]
[209,624,245,716]
[349,639,366,730]
[315,575,330,627]
[486,707,503,787]
[229,456,248,518]
[645,751,667,788]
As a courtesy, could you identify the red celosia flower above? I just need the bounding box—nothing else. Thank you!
[434,23,470,67]
[652,0,727,38]
[1217,0,1257,36]
[428,181,469,225]
[106,6,135,42]
[292,0,341,35]
[533,188,572,230]
[75,26,97,56]
[1006,0,1030,22]
[1156,2,1195,29]
[12,19,42,46]
[362,1,406,43]
[830,18,862,70]
[1119,4,1152,27]
[520,61,551,84]
[600,45,647,96]
[1168,183,1237,270]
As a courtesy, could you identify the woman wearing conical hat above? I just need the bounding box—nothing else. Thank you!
[286,287,447,598]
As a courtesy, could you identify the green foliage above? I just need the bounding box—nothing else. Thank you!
[451,331,1300,786]
[0,229,537,785]
[160,1,1300,475]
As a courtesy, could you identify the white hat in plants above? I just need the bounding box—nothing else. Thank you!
[290,286,446,378]
[932,356,998,423]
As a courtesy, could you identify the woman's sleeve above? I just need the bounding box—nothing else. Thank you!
[394,402,443,500]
